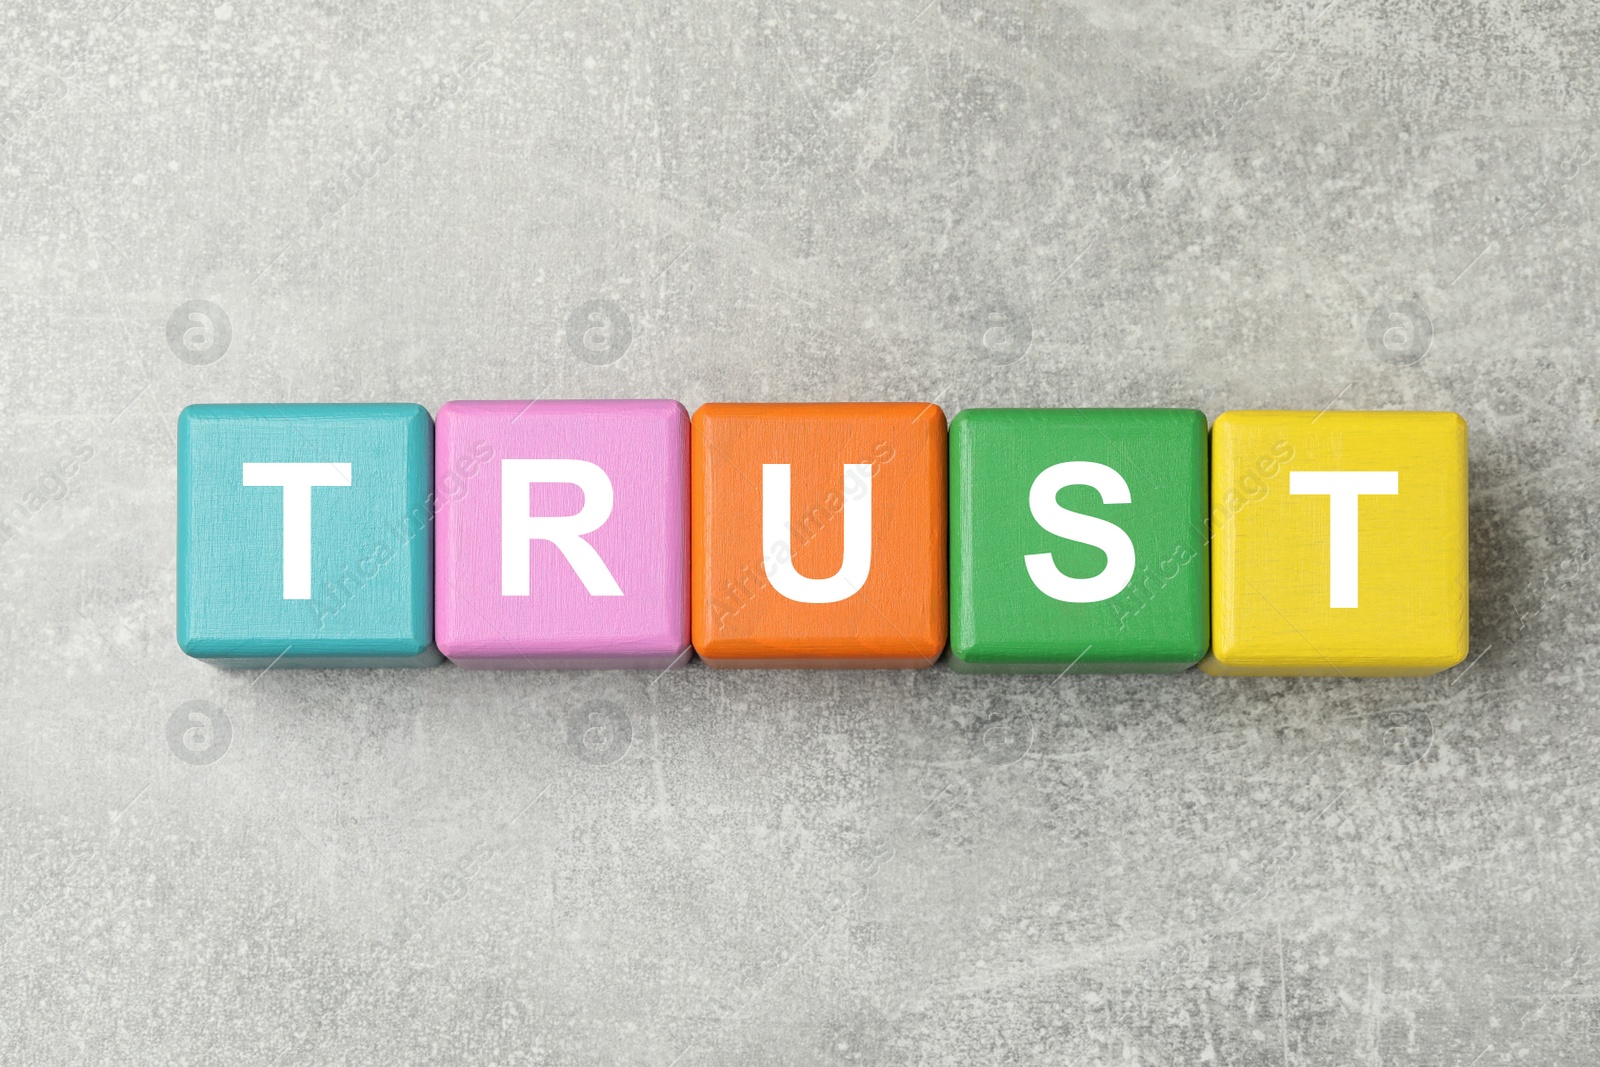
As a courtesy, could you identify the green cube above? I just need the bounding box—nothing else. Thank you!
[949,408,1210,673]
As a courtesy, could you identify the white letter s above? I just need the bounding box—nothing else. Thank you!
[1023,461,1136,603]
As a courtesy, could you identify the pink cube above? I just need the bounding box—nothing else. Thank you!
[434,400,690,669]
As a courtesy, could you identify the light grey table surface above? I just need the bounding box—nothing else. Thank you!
[2,0,1596,1063]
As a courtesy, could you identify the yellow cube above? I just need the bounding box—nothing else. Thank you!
[1202,410,1469,677]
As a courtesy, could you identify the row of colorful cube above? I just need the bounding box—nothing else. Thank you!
[176,402,1469,676]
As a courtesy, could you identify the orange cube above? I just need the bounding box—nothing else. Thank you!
[692,403,948,668]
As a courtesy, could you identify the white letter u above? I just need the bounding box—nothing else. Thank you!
[762,463,872,604]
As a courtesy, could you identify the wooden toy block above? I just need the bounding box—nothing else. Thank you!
[433,400,690,669]
[1202,410,1469,677]
[949,408,1209,673]
[176,404,439,668]
[692,402,947,669]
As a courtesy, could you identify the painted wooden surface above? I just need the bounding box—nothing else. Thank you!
[692,402,947,668]
[950,408,1209,673]
[433,400,690,669]
[1202,410,1469,677]
[176,403,438,668]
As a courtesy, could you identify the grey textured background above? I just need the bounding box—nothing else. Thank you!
[2,0,1597,1062]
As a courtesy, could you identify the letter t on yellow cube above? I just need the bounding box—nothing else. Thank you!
[1202,410,1468,677]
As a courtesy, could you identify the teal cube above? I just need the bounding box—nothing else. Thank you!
[177,404,438,668]
[950,408,1209,673]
